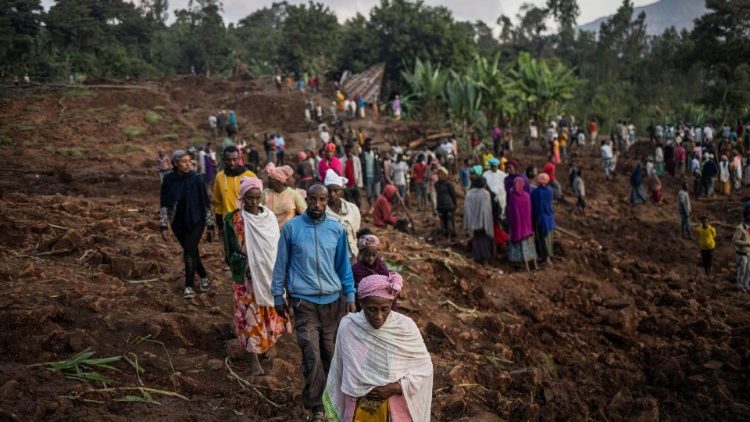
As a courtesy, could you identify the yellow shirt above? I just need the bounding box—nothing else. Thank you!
[211,169,256,216]
[694,225,716,250]
[500,157,508,172]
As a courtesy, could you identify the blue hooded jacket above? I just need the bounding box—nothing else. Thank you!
[271,212,355,305]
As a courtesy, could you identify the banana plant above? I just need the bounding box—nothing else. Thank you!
[444,71,487,146]
[467,53,519,126]
[510,52,578,128]
[400,58,448,120]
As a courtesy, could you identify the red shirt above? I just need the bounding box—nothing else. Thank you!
[544,162,557,182]
[412,162,427,184]
[588,121,597,133]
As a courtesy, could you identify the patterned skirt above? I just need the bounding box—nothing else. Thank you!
[508,236,537,262]
[232,280,291,354]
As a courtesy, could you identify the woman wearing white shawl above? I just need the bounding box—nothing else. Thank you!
[464,167,496,263]
[324,272,433,422]
[324,169,362,260]
[223,177,291,375]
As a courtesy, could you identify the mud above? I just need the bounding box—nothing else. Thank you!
[1,78,749,420]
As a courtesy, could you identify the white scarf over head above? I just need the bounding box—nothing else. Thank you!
[241,207,280,306]
[324,311,433,422]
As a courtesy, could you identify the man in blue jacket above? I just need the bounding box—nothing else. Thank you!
[272,184,356,421]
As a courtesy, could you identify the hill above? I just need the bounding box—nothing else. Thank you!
[578,0,708,35]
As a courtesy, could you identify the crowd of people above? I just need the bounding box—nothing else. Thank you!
[155,81,750,420]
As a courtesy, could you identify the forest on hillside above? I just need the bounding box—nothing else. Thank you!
[2,0,749,132]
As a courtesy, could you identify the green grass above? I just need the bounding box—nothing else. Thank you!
[58,147,86,158]
[145,111,161,125]
[0,134,11,147]
[63,86,93,97]
[118,104,134,113]
[153,105,166,111]
[159,133,179,142]
[108,144,143,155]
[26,105,40,113]
[189,136,206,146]
[121,125,146,139]
[170,122,181,131]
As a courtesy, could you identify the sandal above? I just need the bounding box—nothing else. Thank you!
[309,411,326,422]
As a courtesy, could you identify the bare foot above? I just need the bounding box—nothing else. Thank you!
[249,353,265,376]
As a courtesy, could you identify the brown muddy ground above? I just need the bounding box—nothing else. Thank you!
[0,78,749,421]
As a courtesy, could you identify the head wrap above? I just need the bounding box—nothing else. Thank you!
[324,168,348,187]
[471,165,484,176]
[488,158,500,168]
[383,184,398,199]
[507,160,519,171]
[437,166,449,175]
[358,272,403,301]
[514,176,526,194]
[268,165,294,183]
[297,151,308,161]
[325,143,336,153]
[357,234,380,250]
[536,173,550,186]
[237,177,263,208]
[171,150,188,164]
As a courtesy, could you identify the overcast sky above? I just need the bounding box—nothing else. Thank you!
[41,0,656,26]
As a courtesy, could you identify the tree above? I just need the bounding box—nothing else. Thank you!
[278,1,339,75]
[338,13,377,73]
[230,2,287,71]
[0,0,43,76]
[547,0,579,53]
[691,0,750,121]
[367,0,475,88]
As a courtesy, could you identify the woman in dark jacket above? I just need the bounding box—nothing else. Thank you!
[434,167,457,238]
[159,150,214,299]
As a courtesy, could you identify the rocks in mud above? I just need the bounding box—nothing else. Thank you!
[51,229,86,252]
[448,364,477,385]
[0,379,21,401]
[108,256,136,278]
[602,306,641,332]
[205,358,224,371]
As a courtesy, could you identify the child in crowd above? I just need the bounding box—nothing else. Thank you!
[351,230,392,310]
[693,216,716,278]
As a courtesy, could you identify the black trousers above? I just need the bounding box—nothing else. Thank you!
[171,220,206,288]
[438,210,456,235]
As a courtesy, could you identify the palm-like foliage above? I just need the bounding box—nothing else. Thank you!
[467,53,518,125]
[444,71,486,141]
[510,52,578,127]
[400,58,448,118]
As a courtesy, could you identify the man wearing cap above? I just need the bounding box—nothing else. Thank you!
[212,145,256,235]
[324,169,361,262]
[271,184,356,422]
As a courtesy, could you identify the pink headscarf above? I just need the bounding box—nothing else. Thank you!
[358,272,403,301]
[297,151,308,161]
[357,234,380,250]
[514,176,526,194]
[268,165,294,183]
[237,177,263,208]
[535,173,550,186]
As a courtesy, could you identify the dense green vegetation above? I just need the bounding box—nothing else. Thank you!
[1,0,749,131]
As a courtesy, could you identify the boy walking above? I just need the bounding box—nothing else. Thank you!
[693,216,716,278]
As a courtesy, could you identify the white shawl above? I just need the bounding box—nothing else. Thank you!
[241,208,279,306]
[324,312,433,422]
[326,199,361,258]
